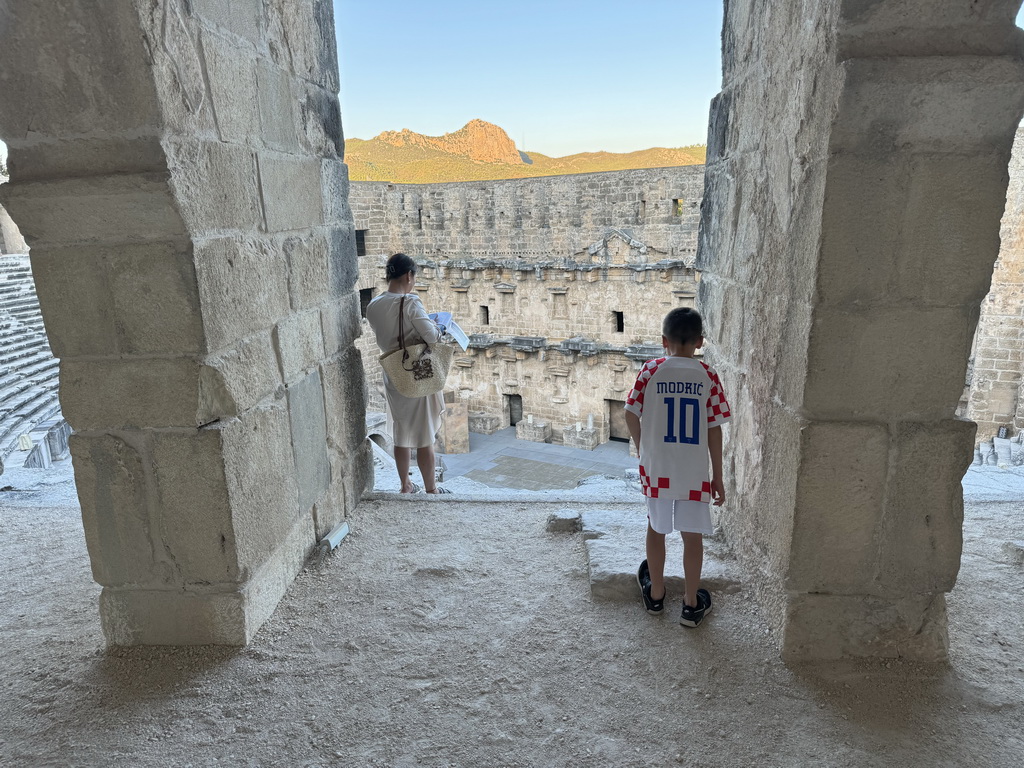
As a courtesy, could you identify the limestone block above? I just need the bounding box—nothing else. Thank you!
[99,586,246,646]
[265,0,340,91]
[164,140,263,233]
[322,159,352,225]
[192,0,263,44]
[804,306,973,421]
[321,349,368,457]
[258,152,323,232]
[199,332,282,423]
[819,152,1008,306]
[545,508,581,534]
[221,401,300,575]
[286,370,331,513]
[60,358,202,430]
[70,433,171,588]
[326,226,359,299]
[788,422,890,594]
[105,241,205,355]
[875,420,973,595]
[831,57,1024,154]
[0,1,161,145]
[297,82,344,158]
[562,426,600,451]
[194,236,290,352]
[1002,540,1024,566]
[516,420,551,443]
[321,293,362,358]
[783,592,949,662]
[0,173,187,248]
[257,59,299,151]
[284,233,329,311]
[436,396,470,454]
[273,310,324,382]
[202,32,260,145]
[28,248,118,357]
[993,435,1013,467]
[150,428,238,584]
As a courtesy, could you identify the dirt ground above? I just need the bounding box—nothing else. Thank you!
[1,495,1023,768]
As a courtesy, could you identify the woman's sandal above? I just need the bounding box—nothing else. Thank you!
[426,487,452,495]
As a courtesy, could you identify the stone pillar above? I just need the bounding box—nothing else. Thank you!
[0,0,371,645]
[698,1,1024,660]
[967,126,1024,439]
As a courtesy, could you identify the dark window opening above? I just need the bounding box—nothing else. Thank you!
[672,199,684,216]
[639,199,646,222]
[508,394,523,426]
[613,311,624,333]
[417,208,423,230]
[480,305,490,325]
[355,229,367,257]
[359,288,375,318]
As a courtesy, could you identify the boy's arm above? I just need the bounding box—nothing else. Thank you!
[708,425,725,506]
[625,410,641,453]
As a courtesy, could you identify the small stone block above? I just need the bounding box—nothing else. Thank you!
[1003,540,1024,566]
[546,508,581,534]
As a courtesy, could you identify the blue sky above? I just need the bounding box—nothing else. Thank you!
[333,1,725,156]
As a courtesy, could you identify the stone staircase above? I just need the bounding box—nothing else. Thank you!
[0,254,63,469]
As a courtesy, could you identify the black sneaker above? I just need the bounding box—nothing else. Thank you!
[637,559,665,615]
[680,588,712,628]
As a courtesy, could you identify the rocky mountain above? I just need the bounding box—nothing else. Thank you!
[346,120,705,183]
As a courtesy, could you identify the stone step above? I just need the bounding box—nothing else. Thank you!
[547,507,744,602]
[0,389,61,449]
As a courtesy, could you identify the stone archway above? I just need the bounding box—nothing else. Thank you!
[698,1,1024,660]
[0,1,371,645]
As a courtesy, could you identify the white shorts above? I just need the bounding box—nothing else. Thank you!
[646,498,714,535]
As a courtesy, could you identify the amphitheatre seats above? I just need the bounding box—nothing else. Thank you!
[0,254,63,471]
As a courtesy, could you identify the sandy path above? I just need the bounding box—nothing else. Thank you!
[1,497,1022,767]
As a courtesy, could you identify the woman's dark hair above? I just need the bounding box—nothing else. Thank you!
[385,252,416,281]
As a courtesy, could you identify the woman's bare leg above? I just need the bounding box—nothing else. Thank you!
[394,447,416,493]
[417,444,438,493]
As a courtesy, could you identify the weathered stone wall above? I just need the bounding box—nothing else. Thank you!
[967,125,1024,439]
[0,0,370,645]
[352,168,703,443]
[350,167,705,261]
[699,0,1024,660]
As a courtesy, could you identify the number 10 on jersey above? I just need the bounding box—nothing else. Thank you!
[663,397,700,445]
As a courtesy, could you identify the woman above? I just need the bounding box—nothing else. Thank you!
[365,253,450,494]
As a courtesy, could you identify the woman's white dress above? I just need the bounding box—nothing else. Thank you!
[365,291,445,448]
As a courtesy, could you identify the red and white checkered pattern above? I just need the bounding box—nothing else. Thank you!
[638,465,672,499]
[688,481,713,503]
[624,357,666,411]
[701,362,732,427]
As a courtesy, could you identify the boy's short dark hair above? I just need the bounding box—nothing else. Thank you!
[663,307,703,346]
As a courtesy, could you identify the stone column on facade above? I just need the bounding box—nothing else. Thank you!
[967,125,1024,439]
[698,1,1024,660]
[0,0,370,645]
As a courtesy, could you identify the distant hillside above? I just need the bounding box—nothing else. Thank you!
[346,120,705,183]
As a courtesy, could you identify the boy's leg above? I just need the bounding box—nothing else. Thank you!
[416,444,438,493]
[681,531,704,608]
[646,523,668,601]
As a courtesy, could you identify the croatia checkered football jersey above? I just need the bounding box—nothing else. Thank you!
[624,356,731,501]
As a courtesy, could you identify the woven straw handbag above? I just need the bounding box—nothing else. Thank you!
[378,295,454,398]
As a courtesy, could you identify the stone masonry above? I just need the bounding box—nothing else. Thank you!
[698,0,1024,660]
[0,0,370,645]
[352,168,704,444]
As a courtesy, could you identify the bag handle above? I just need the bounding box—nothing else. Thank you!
[397,295,431,372]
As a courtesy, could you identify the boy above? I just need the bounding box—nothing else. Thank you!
[623,307,731,627]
